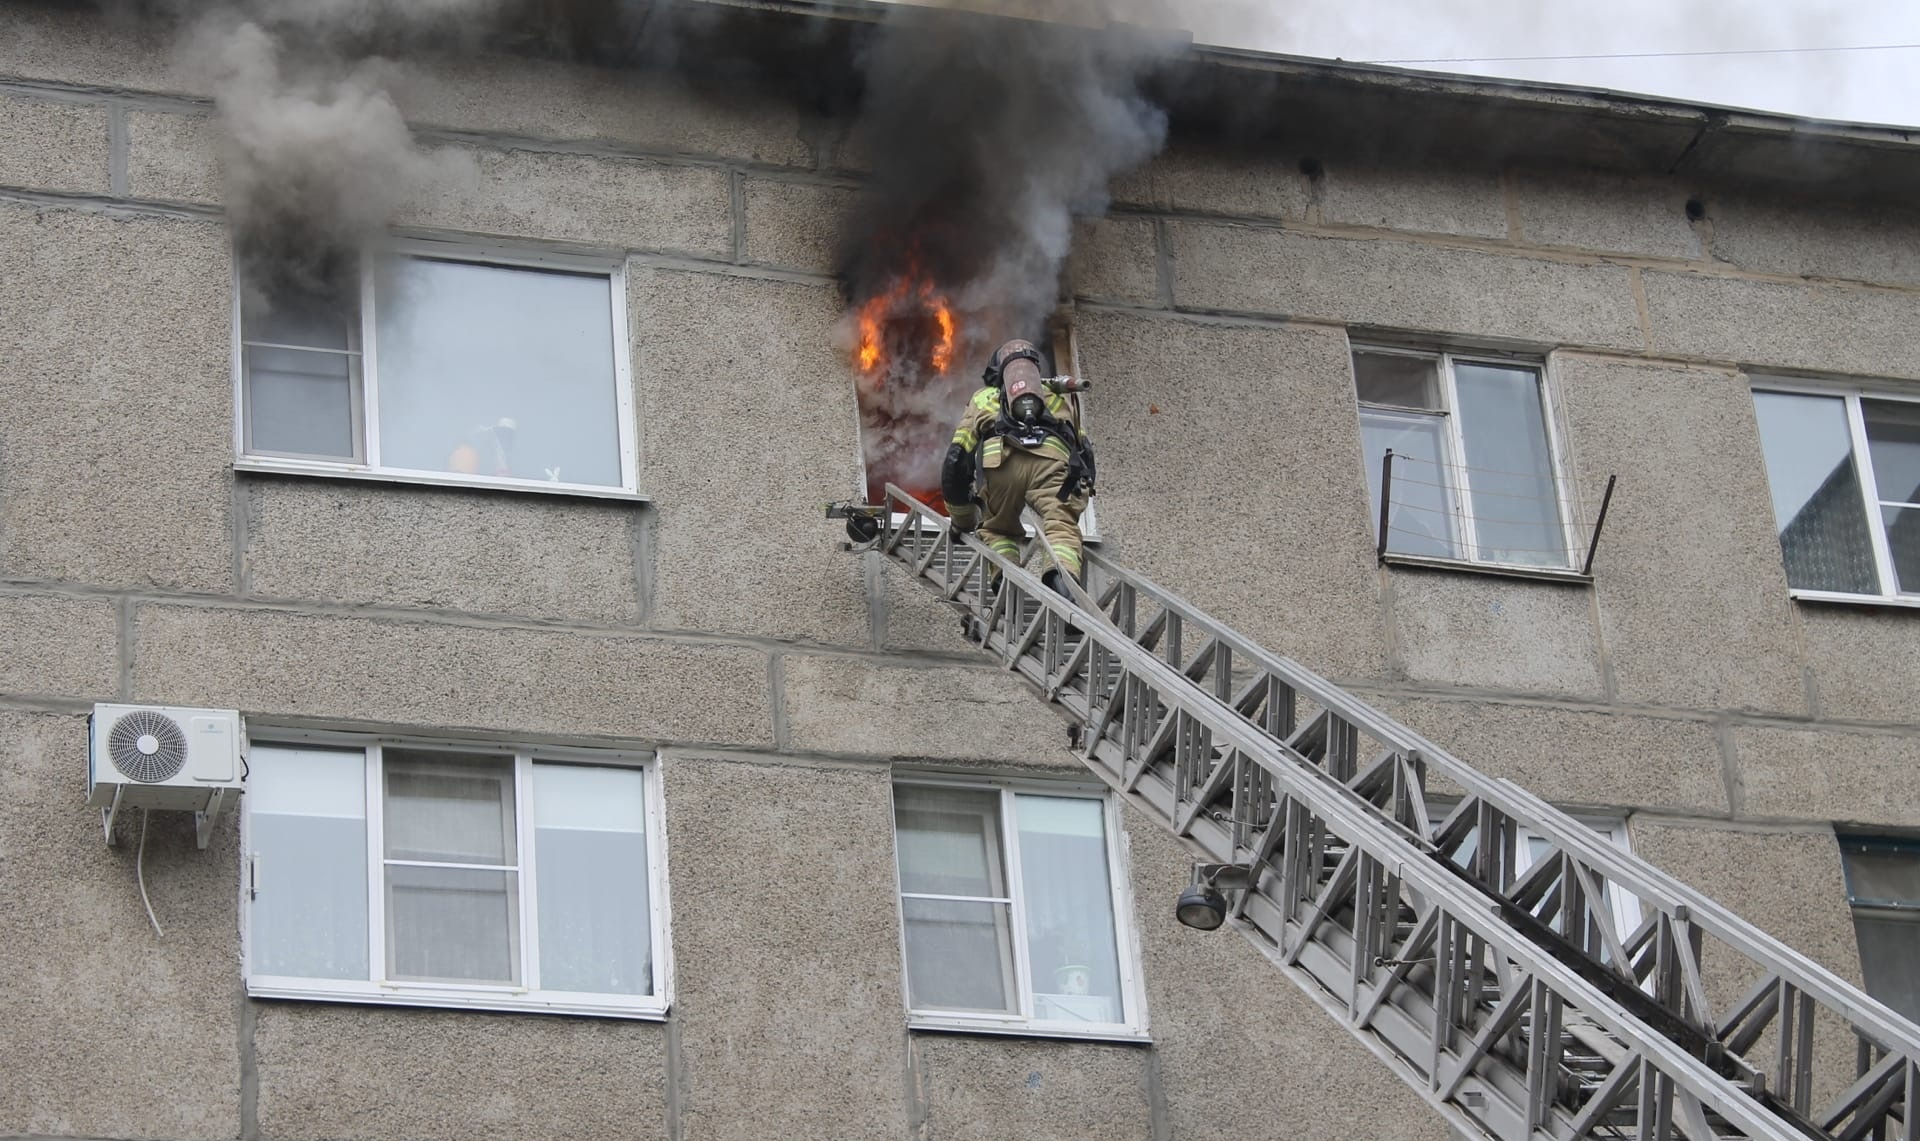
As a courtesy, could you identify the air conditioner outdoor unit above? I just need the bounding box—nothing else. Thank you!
[87,704,245,848]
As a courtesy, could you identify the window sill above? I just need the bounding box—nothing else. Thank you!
[234,458,649,504]
[1790,589,1920,611]
[247,980,669,1021]
[908,1016,1151,1045]
[1380,552,1592,585]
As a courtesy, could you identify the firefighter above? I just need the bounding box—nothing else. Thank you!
[940,338,1095,594]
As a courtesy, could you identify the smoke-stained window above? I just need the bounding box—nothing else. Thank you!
[1354,347,1583,571]
[245,738,668,1019]
[890,777,1145,1039]
[236,239,636,497]
[1753,385,1920,601]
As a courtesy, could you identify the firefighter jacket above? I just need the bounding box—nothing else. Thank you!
[950,385,1085,470]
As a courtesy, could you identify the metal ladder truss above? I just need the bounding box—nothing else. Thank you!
[850,484,1920,1141]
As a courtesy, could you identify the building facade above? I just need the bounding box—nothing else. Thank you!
[2,1,1917,1139]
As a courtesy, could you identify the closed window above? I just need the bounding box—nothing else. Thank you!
[1436,808,1642,960]
[1753,386,1920,601]
[244,740,668,1018]
[1355,347,1576,570]
[1839,836,1920,1023]
[237,240,636,495]
[891,778,1144,1039]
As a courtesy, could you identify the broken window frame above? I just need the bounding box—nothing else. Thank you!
[889,774,1148,1042]
[241,731,671,1020]
[1751,378,1920,607]
[231,236,640,500]
[1353,344,1582,574]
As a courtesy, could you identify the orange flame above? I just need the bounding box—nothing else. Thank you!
[854,266,959,381]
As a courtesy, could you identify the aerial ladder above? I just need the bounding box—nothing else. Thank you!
[831,486,1920,1141]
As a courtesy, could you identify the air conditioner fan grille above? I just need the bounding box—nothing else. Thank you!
[107,709,189,783]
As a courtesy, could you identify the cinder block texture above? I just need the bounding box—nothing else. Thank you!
[740,176,854,274]
[1630,819,1862,986]
[882,562,980,656]
[631,267,868,646]
[1642,270,1920,382]
[0,4,182,93]
[781,654,1074,766]
[663,755,909,1141]
[1734,725,1920,828]
[242,478,643,625]
[0,94,110,194]
[1801,607,1920,724]
[0,205,233,592]
[255,1004,666,1141]
[397,58,813,167]
[1110,143,1309,220]
[133,603,773,745]
[1389,572,1603,698]
[1169,224,1645,350]
[1125,820,1449,1141]
[1076,312,1388,680]
[401,145,732,257]
[1708,193,1920,289]
[1070,214,1161,305]
[1366,695,1729,814]
[1321,161,1508,239]
[1556,356,1806,714]
[0,710,240,1140]
[1513,171,1702,259]
[125,109,221,204]
[910,1034,1153,1141]
[0,590,120,698]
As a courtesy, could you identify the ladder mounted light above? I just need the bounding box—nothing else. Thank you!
[1176,863,1251,931]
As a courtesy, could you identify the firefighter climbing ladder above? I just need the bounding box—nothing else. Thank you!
[837,485,1920,1141]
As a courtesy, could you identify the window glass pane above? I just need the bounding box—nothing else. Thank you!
[1362,408,1461,560]
[1842,843,1920,906]
[1015,795,1123,1025]
[1753,391,1880,594]
[244,279,355,350]
[533,764,651,996]
[1355,352,1441,410]
[384,751,516,865]
[1864,400,1920,505]
[894,786,1008,898]
[1879,505,1920,595]
[1853,911,1920,1023]
[374,257,622,487]
[249,745,367,980]
[1453,362,1565,568]
[901,897,1017,1013]
[386,864,520,984]
[244,345,357,459]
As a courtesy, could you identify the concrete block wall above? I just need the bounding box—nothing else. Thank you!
[0,7,1450,1141]
[1069,134,1920,1007]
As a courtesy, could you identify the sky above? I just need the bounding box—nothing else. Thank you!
[1174,0,1920,128]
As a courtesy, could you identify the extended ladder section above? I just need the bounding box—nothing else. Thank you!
[845,485,1920,1141]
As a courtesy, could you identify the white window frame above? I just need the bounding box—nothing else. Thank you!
[232,235,641,500]
[1751,377,1920,607]
[890,774,1148,1042]
[241,731,672,1020]
[1354,345,1581,574]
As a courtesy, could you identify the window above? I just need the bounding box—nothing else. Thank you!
[244,739,668,1018]
[1753,386,1920,602]
[891,778,1144,1039]
[236,239,636,496]
[1354,347,1576,570]
[1435,808,1642,961]
[1839,836,1920,1022]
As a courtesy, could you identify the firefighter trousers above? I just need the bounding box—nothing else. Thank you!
[975,448,1089,581]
